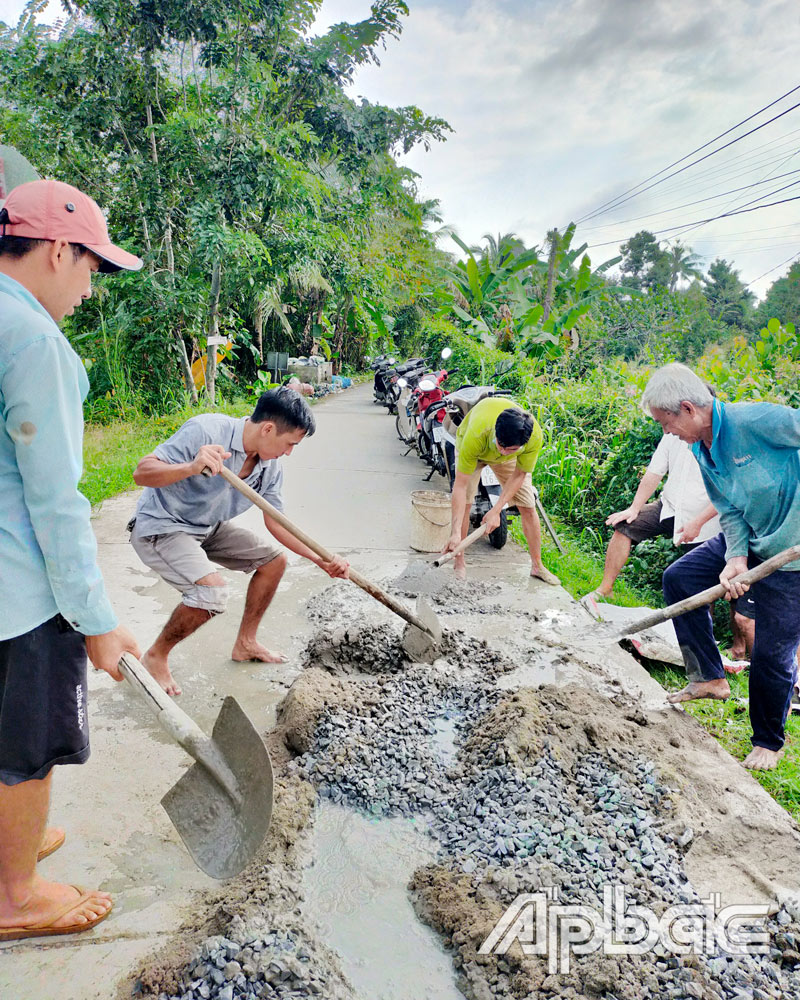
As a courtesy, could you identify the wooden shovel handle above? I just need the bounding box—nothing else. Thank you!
[208,465,433,635]
[118,653,241,803]
[618,543,800,638]
[434,524,487,567]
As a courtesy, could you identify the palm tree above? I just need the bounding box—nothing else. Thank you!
[666,241,703,291]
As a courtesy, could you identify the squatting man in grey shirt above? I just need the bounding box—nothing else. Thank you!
[129,388,349,696]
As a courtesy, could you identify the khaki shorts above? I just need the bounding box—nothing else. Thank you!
[463,458,538,509]
[130,521,282,613]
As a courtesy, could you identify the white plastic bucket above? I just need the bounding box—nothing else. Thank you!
[409,490,452,552]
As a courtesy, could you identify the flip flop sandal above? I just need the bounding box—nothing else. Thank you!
[0,887,112,942]
[37,827,66,862]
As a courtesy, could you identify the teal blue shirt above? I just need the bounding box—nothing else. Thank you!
[0,273,117,640]
[692,398,800,570]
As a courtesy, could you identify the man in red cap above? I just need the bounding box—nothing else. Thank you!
[0,180,141,940]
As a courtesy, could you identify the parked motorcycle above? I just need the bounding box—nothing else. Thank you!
[384,357,427,414]
[395,348,454,453]
[370,355,397,406]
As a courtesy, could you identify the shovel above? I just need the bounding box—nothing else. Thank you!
[433,524,488,567]
[596,543,800,643]
[118,653,273,879]
[209,465,443,662]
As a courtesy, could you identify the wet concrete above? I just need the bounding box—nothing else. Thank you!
[302,802,462,1000]
[0,382,674,998]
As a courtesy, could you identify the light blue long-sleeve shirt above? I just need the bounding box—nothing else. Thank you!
[0,272,117,640]
[692,397,800,571]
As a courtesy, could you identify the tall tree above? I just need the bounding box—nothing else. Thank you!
[756,260,800,330]
[665,241,703,291]
[619,230,669,291]
[703,258,754,328]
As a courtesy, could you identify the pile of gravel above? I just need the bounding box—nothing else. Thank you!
[152,606,800,1000]
[151,904,355,1000]
[286,661,800,1000]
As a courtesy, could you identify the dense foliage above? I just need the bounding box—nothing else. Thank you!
[3,3,797,427]
[1,0,451,413]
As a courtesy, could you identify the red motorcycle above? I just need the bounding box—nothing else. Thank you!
[395,349,454,458]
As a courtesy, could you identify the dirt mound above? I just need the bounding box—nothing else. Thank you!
[411,863,546,1000]
[269,666,366,761]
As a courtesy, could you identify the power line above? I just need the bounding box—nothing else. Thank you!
[576,84,800,225]
[641,127,800,200]
[580,167,800,230]
[586,193,800,248]
[745,251,800,287]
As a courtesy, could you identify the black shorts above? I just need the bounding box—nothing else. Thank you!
[615,500,675,545]
[733,592,757,620]
[0,615,89,786]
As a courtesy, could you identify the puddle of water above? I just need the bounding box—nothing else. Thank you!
[497,657,557,689]
[431,716,459,765]
[302,802,463,1000]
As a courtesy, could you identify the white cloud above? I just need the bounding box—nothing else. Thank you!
[3,0,799,294]
[313,0,800,295]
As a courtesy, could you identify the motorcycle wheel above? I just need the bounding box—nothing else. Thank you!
[488,510,508,549]
[417,431,431,463]
[396,412,413,445]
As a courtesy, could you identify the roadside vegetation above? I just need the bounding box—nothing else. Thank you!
[5,2,800,814]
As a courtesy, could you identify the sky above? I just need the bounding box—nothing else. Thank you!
[4,0,800,297]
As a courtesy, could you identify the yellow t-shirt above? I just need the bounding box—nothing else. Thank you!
[455,397,543,475]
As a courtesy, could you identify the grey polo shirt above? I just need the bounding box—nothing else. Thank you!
[133,414,284,537]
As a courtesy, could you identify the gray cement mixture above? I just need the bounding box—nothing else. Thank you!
[125,567,800,1000]
[5,385,799,1000]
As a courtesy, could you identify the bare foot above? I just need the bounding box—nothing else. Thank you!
[531,564,560,586]
[667,678,730,704]
[0,877,112,933]
[37,826,66,862]
[453,556,467,581]
[142,649,181,697]
[231,640,288,664]
[730,645,748,662]
[742,746,784,771]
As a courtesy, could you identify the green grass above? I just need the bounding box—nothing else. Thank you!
[81,401,252,506]
[650,665,800,822]
[511,513,653,607]
[512,513,800,822]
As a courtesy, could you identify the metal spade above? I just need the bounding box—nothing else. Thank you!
[118,653,273,879]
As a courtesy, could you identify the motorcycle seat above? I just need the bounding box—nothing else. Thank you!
[445,385,498,420]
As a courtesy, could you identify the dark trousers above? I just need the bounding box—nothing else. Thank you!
[663,533,800,751]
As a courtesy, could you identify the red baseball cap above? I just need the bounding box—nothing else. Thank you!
[1,179,142,273]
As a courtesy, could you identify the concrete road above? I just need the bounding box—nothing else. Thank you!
[0,381,660,998]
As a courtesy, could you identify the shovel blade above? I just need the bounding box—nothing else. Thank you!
[401,596,443,662]
[161,696,273,879]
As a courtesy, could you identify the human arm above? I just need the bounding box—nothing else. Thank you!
[676,502,718,544]
[481,466,527,533]
[443,471,472,553]
[606,471,662,527]
[4,336,119,636]
[262,514,349,578]
[85,625,142,681]
[719,555,750,600]
[695,462,751,564]
[133,444,231,486]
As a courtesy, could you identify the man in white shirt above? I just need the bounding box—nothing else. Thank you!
[581,433,720,604]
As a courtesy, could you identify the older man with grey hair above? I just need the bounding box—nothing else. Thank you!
[642,363,800,771]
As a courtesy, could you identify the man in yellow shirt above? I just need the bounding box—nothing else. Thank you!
[442,397,559,584]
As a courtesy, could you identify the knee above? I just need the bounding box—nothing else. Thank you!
[257,552,287,577]
[662,560,683,597]
[182,579,230,615]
